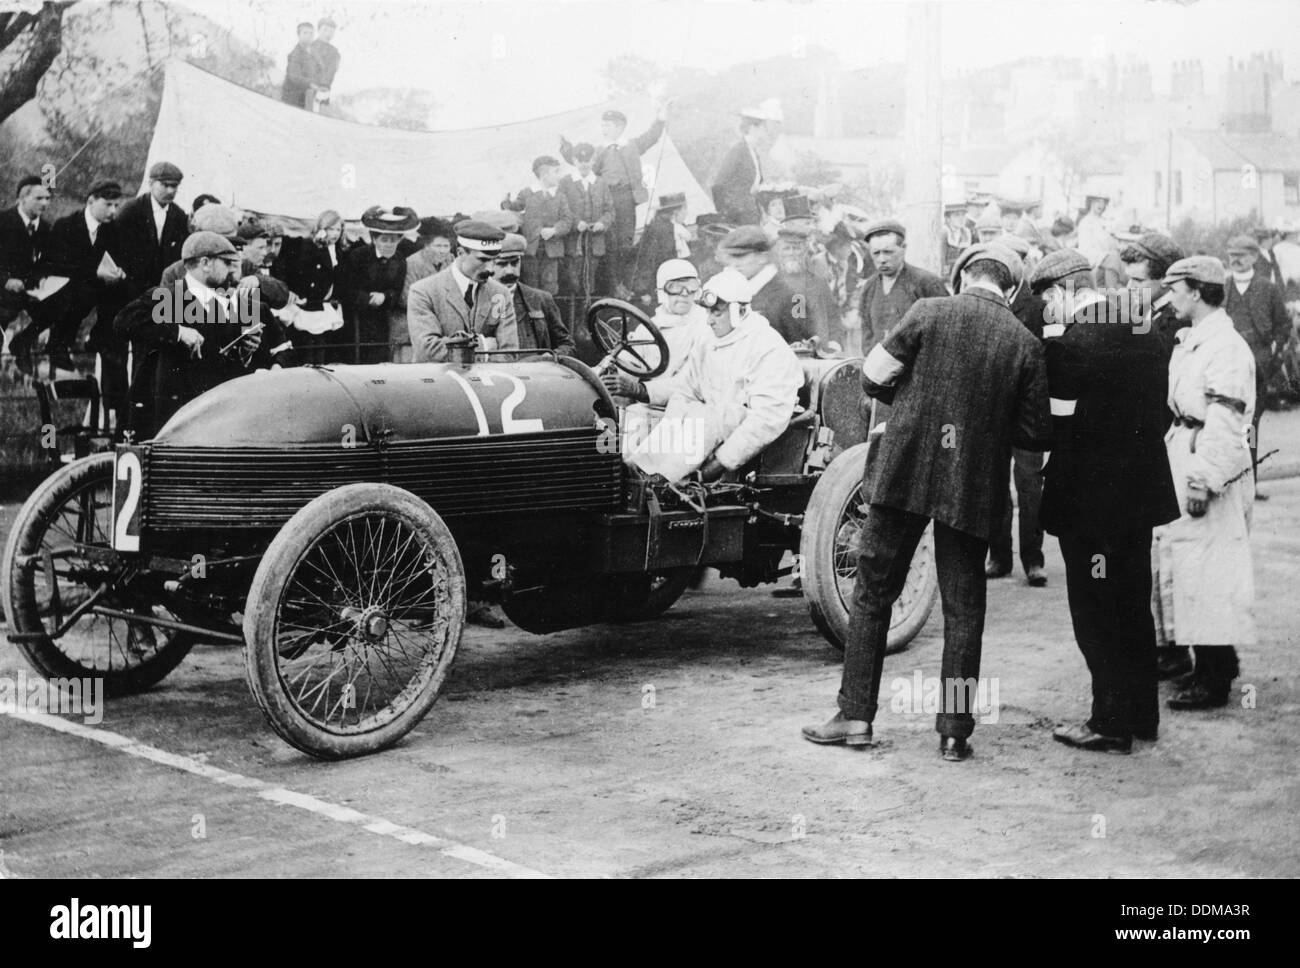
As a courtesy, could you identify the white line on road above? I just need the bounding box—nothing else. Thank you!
[1,705,549,879]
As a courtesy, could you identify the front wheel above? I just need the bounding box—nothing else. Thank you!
[800,441,937,654]
[1,453,195,694]
[242,483,466,759]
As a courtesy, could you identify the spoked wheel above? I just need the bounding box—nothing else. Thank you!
[586,298,670,379]
[1,453,195,695]
[242,483,466,759]
[800,441,938,654]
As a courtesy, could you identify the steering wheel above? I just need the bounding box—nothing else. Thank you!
[587,298,670,380]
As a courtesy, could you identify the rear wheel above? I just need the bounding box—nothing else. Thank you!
[801,441,937,654]
[242,484,465,759]
[1,453,195,695]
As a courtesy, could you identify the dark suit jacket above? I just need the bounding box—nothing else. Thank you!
[1225,274,1291,370]
[862,288,1052,542]
[711,140,761,225]
[751,269,815,344]
[593,119,664,202]
[513,283,574,356]
[285,238,349,309]
[115,280,263,436]
[633,213,679,295]
[520,188,572,259]
[559,175,615,257]
[40,209,131,345]
[114,194,188,298]
[0,206,52,287]
[858,262,949,348]
[1041,295,1179,541]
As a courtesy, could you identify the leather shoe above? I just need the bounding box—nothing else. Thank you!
[1025,565,1047,587]
[802,711,874,747]
[1052,722,1132,754]
[985,560,1011,579]
[1157,647,1193,680]
[939,735,972,761]
[1167,683,1229,710]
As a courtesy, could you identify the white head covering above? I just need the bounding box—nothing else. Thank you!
[656,258,699,289]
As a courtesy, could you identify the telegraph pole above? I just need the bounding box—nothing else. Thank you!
[901,2,943,274]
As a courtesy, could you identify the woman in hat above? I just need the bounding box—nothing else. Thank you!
[283,209,350,364]
[344,205,419,363]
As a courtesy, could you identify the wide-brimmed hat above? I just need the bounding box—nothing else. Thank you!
[361,205,419,234]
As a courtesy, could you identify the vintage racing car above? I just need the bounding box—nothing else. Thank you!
[2,300,936,759]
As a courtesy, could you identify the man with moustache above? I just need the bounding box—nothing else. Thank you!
[490,233,574,356]
[114,232,261,437]
[1030,249,1180,752]
[406,220,517,363]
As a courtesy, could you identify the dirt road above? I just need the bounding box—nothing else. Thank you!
[2,471,1296,879]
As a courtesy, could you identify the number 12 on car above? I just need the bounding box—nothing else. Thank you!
[112,445,146,553]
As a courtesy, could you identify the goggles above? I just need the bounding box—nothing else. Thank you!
[662,279,701,297]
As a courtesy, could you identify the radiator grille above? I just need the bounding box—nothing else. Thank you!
[144,428,621,529]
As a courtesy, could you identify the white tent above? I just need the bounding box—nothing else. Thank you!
[141,60,712,229]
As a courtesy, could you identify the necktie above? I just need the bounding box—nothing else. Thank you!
[465,283,476,310]
[27,221,36,237]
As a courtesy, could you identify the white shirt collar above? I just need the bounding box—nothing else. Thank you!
[184,271,220,308]
[580,172,597,188]
[450,261,475,298]
[84,206,101,239]
[20,210,39,230]
[964,279,1005,300]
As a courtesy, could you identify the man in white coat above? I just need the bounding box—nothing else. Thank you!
[602,267,803,482]
[1152,255,1256,710]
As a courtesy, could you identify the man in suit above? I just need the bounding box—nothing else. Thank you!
[1,174,54,360]
[1224,233,1291,480]
[802,243,1051,760]
[282,22,321,109]
[343,206,417,363]
[403,217,454,306]
[406,220,518,363]
[514,156,572,296]
[115,162,188,301]
[592,104,668,294]
[711,100,783,227]
[309,18,340,107]
[1120,231,1186,363]
[717,225,812,344]
[775,221,842,351]
[36,180,129,387]
[857,219,948,351]
[490,234,574,356]
[1030,249,1181,753]
[633,193,691,299]
[558,143,614,300]
[114,232,262,438]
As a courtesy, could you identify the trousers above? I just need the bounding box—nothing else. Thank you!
[989,447,1044,571]
[1057,528,1159,737]
[839,504,988,738]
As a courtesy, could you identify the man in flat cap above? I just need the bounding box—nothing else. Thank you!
[14,180,126,381]
[718,225,811,344]
[803,242,1051,761]
[1119,231,1186,364]
[591,102,669,295]
[115,161,187,302]
[1224,232,1291,479]
[1152,255,1256,712]
[343,206,417,362]
[559,142,615,300]
[1028,248,1179,753]
[114,231,267,437]
[490,233,574,357]
[857,219,947,353]
[711,100,784,227]
[406,219,517,363]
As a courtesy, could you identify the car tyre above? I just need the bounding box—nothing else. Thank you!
[243,483,465,759]
[800,441,937,655]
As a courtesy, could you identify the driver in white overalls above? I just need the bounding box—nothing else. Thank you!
[602,267,803,482]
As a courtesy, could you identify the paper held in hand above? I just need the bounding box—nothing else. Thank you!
[27,276,69,301]
[98,251,121,276]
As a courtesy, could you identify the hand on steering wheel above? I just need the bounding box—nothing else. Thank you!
[587,298,670,380]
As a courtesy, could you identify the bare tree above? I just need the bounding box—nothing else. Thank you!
[0,1,75,128]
